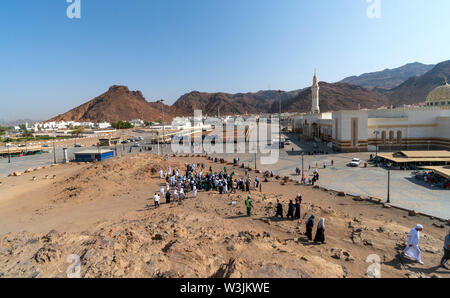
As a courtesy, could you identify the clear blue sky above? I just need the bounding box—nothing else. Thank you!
[1,0,449,121]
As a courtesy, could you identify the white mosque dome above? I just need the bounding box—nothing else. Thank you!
[425,79,450,106]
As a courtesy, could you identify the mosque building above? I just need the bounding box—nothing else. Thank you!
[293,73,450,152]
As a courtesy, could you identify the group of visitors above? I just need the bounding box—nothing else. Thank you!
[151,159,450,271]
[274,193,325,244]
[275,194,302,220]
[154,163,259,208]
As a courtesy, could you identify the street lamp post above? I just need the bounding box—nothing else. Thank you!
[301,151,304,182]
[157,99,165,156]
[387,166,391,203]
[7,144,11,163]
[53,138,57,164]
[387,168,391,203]
[277,90,283,149]
[373,131,380,157]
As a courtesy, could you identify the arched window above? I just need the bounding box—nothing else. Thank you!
[397,131,402,144]
[389,131,395,143]
[381,131,386,144]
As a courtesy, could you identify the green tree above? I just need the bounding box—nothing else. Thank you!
[71,126,85,137]
[0,126,7,136]
[112,121,134,129]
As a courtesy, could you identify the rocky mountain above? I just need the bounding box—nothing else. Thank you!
[48,83,391,123]
[48,85,178,123]
[270,82,390,113]
[385,60,450,106]
[48,60,450,123]
[172,90,301,116]
[340,62,435,91]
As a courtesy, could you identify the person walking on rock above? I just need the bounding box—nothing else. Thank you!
[305,215,315,241]
[153,193,160,208]
[245,196,254,217]
[403,224,424,265]
[440,229,450,269]
[275,200,283,218]
[314,218,326,244]
[165,190,171,204]
[286,200,295,220]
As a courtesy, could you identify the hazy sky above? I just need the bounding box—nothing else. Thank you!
[1,0,449,121]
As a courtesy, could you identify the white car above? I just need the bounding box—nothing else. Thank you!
[348,158,361,167]
[285,140,291,145]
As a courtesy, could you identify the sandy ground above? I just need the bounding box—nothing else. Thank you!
[0,154,449,278]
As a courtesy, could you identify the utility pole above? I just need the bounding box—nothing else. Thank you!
[387,167,391,203]
[53,138,57,164]
[301,151,304,181]
[7,144,11,163]
[157,99,165,156]
[374,131,379,157]
[278,90,283,149]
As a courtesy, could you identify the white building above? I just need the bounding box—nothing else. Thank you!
[293,73,450,152]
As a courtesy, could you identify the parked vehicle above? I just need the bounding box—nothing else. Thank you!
[348,158,361,167]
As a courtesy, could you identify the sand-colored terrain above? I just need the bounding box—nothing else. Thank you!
[0,154,448,278]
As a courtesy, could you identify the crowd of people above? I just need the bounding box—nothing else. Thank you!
[153,162,260,208]
[151,160,449,270]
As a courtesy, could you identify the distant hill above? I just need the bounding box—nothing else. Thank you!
[385,60,450,106]
[47,60,450,123]
[340,62,435,91]
[47,85,177,123]
[172,90,301,116]
[270,82,390,113]
[48,83,391,123]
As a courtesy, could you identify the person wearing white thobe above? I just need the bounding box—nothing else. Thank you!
[160,169,164,179]
[160,187,165,197]
[403,224,424,265]
[193,185,197,198]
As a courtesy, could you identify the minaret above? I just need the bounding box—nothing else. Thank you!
[311,70,320,114]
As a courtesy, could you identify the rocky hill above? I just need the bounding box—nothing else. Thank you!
[340,62,435,91]
[270,82,390,113]
[385,60,450,106]
[172,90,302,117]
[48,60,450,122]
[48,85,178,123]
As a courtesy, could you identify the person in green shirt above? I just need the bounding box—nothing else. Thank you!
[245,196,254,217]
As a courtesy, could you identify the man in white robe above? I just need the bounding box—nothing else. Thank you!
[403,224,424,265]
